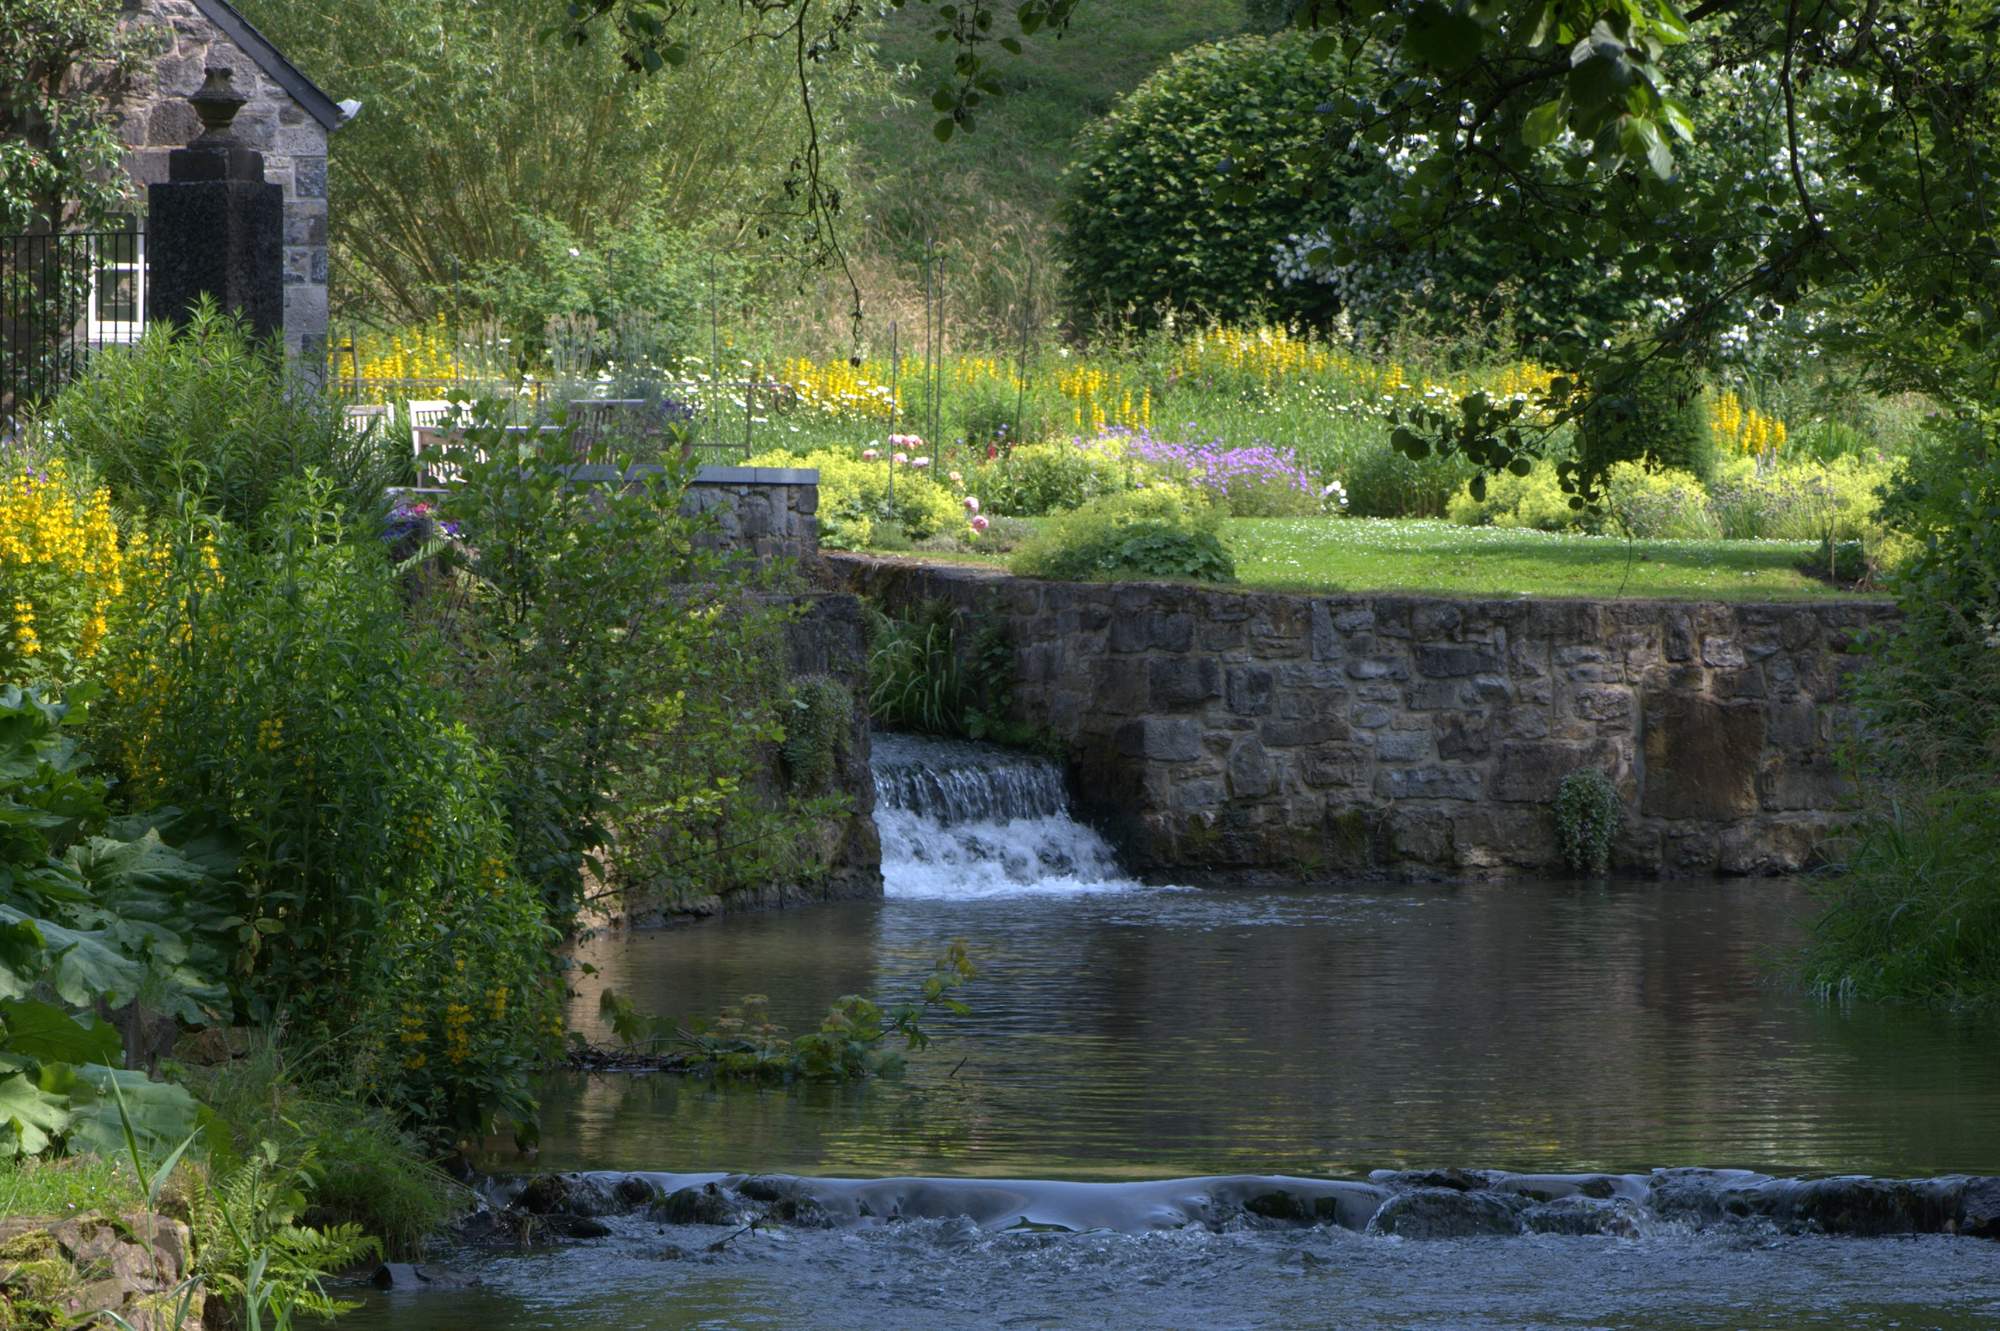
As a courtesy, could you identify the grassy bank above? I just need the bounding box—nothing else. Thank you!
[864,516,1877,602]
[1228,519,1865,601]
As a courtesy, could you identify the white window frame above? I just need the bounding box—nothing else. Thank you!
[87,223,145,346]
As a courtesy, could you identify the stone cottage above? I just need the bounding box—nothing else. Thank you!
[111,0,351,361]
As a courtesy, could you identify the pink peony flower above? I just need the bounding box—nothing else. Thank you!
[948,470,963,485]
[861,448,880,462]
[893,451,908,464]
[963,496,980,514]
[971,514,989,533]
[910,456,931,469]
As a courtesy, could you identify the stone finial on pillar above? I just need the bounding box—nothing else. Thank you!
[146,68,284,339]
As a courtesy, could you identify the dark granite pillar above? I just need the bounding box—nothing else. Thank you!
[146,69,283,339]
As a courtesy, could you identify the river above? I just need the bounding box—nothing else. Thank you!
[347,735,2000,1330]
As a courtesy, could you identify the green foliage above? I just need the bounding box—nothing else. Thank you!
[1059,34,1355,330]
[750,448,964,549]
[0,687,227,1160]
[973,441,1129,517]
[1553,769,1622,875]
[439,424,837,918]
[44,305,399,527]
[460,213,742,369]
[1706,456,1889,546]
[1447,458,1591,531]
[1800,787,2000,1007]
[235,0,867,326]
[192,1140,381,1327]
[597,940,976,1081]
[112,480,558,1138]
[1577,359,1717,489]
[1011,489,1236,583]
[186,1038,462,1259]
[0,0,140,231]
[1852,417,2000,781]
[866,601,1024,743]
[1602,463,1721,540]
[780,676,853,794]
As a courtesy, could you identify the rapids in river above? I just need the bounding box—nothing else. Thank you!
[347,735,2000,1330]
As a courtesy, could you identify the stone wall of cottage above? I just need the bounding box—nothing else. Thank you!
[825,555,1900,879]
[114,0,330,361]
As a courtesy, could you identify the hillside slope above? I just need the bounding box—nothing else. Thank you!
[818,2,1251,343]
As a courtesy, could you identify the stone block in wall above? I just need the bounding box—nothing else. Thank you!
[1260,716,1350,748]
[1301,742,1371,789]
[1450,808,1559,871]
[1641,693,1766,820]
[1226,665,1276,716]
[1088,656,1149,715]
[1116,717,1202,762]
[1490,739,1615,804]
[1110,610,1192,654]
[1758,756,1851,813]
[1374,765,1482,801]
[1227,737,1275,798]
[1149,656,1221,709]
[1417,642,1504,677]
[1717,815,1829,875]
[1435,713,1492,760]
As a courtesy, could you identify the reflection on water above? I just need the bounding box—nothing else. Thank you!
[530,881,2000,1180]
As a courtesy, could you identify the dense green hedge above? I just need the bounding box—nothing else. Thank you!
[1058,34,1359,331]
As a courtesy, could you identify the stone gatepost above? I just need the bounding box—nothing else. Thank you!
[145,68,284,338]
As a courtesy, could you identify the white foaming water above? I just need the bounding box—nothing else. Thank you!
[871,733,1144,899]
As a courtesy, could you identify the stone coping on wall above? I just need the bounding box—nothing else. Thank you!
[824,553,1899,880]
[557,464,819,486]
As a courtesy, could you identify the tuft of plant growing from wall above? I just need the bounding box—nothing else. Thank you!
[1554,769,1622,874]
[781,675,854,794]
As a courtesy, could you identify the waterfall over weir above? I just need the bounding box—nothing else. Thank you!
[871,733,1139,899]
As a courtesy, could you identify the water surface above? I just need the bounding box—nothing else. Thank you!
[348,736,2000,1330]
[539,880,2000,1180]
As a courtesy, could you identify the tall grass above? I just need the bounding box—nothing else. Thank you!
[1800,786,2000,1007]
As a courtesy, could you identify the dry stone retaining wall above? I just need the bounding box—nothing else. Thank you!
[826,555,1898,879]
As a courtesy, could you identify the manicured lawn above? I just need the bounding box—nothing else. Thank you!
[865,517,1888,602]
[1227,518,1877,601]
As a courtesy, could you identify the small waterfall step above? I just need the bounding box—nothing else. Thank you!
[871,733,1139,899]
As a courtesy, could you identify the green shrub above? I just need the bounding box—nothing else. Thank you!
[1554,769,1622,874]
[1059,33,1360,330]
[750,447,964,548]
[1851,416,2000,779]
[1707,455,1889,544]
[1800,786,2000,1006]
[1577,358,1717,490]
[1603,462,1721,539]
[43,303,398,525]
[442,427,839,919]
[1011,489,1235,584]
[973,441,1129,516]
[187,1039,463,1258]
[1338,435,1479,519]
[781,675,853,794]
[460,211,738,370]
[111,479,559,1137]
[1447,458,1594,531]
[866,601,1021,742]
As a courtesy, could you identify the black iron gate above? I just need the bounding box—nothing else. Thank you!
[1,226,146,431]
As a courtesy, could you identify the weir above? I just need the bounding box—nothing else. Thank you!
[870,733,1137,898]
